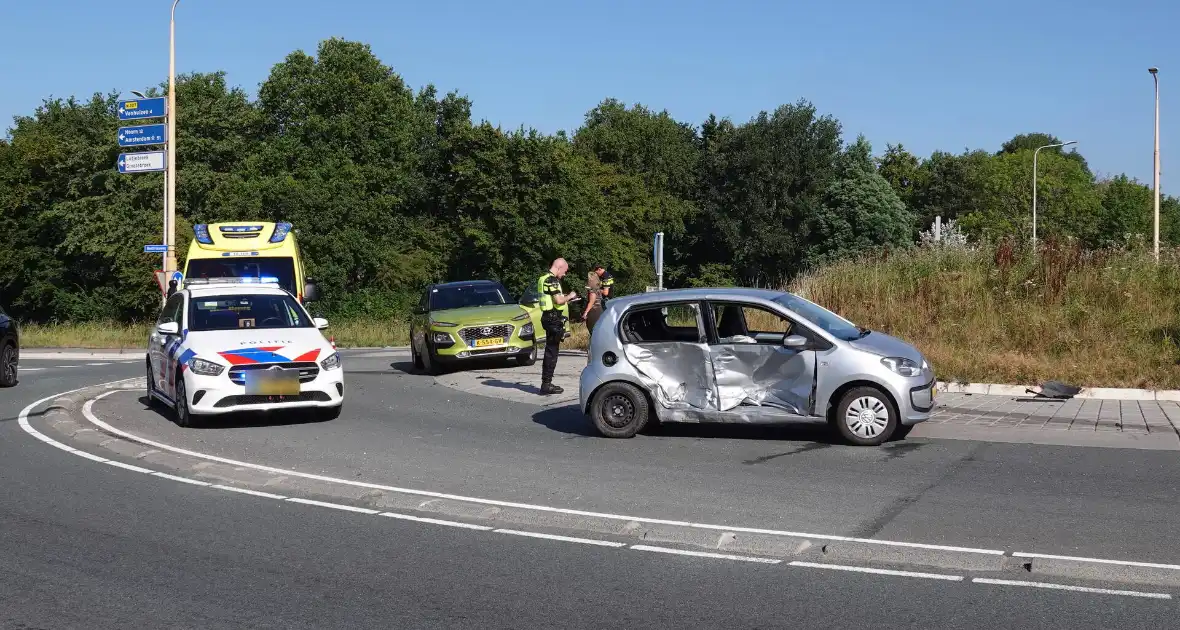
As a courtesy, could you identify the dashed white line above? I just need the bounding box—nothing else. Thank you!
[211,484,287,500]
[286,497,381,514]
[104,460,155,474]
[381,512,494,530]
[631,545,781,564]
[153,472,211,487]
[87,362,112,366]
[52,365,78,369]
[973,578,1172,600]
[1013,552,1180,572]
[18,367,44,372]
[788,561,964,581]
[494,529,627,548]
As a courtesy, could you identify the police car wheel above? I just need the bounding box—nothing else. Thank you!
[145,361,161,408]
[590,382,649,439]
[174,377,198,428]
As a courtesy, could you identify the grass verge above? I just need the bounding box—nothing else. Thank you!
[791,240,1180,389]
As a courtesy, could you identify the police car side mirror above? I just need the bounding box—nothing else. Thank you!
[156,322,180,336]
[313,317,329,330]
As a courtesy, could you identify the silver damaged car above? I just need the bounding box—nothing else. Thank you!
[578,288,935,446]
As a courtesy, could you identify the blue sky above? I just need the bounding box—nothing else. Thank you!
[2,0,1174,191]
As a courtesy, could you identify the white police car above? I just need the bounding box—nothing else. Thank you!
[146,278,344,427]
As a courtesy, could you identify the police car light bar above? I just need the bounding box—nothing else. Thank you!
[182,277,282,286]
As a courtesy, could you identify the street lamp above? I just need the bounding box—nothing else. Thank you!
[1150,67,1160,262]
[164,0,181,275]
[130,90,146,99]
[1032,140,1078,247]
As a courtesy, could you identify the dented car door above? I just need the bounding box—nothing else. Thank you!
[706,302,816,417]
[620,302,719,411]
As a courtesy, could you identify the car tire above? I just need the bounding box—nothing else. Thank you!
[834,386,897,446]
[411,332,424,370]
[421,344,443,376]
[589,382,649,439]
[516,342,538,367]
[891,423,914,441]
[0,343,17,388]
[174,375,200,428]
[145,361,161,408]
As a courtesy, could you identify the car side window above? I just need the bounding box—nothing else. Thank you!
[620,303,704,344]
[417,291,429,312]
[710,302,796,345]
[520,287,540,306]
[158,294,184,326]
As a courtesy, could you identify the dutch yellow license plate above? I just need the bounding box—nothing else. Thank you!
[474,337,505,348]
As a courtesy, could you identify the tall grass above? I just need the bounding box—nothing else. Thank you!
[790,239,1180,389]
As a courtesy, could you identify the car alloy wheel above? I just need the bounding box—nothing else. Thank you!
[0,344,16,387]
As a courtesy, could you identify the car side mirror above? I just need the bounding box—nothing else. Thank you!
[156,322,180,336]
[412,306,427,315]
[314,317,329,330]
[784,334,808,349]
[303,282,321,303]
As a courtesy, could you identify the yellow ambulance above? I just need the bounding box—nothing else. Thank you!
[181,222,320,304]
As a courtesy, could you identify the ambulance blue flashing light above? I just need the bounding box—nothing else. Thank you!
[193,224,214,245]
[270,222,293,243]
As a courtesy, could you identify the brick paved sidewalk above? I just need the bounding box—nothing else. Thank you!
[929,392,1180,435]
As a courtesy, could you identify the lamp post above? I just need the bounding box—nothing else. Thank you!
[164,0,181,275]
[1032,140,1078,247]
[1150,67,1160,262]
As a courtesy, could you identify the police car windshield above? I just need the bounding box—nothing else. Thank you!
[430,285,509,311]
[187,258,297,295]
[189,294,313,332]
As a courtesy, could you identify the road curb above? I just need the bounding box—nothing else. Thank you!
[936,381,1180,402]
[27,379,1180,589]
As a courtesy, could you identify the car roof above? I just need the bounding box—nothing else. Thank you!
[606,287,790,308]
[185,284,289,298]
[429,280,505,290]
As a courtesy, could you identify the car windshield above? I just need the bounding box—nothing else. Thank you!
[773,293,864,341]
[187,257,297,296]
[189,293,313,332]
[430,285,509,311]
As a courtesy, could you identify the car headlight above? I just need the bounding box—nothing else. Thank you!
[320,352,341,371]
[430,320,457,328]
[520,322,534,337]
[880,356,922,378]
[188,357,225,376]
[432,332,453,344]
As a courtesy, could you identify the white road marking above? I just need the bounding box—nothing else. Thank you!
[79,389,1004,556]
[789,561,964,581]
[632,545,781,564]
[104,460,154,474]
[286,497,381,514]
[494,529,627,548]
[381,512,494,531]
[153,472,211,487]
[211,484,287,500]
[18,367,44,372]
[87,362,112,366]
[53,365,78,369]
[74,450,109,463]
[973,578,1172,600]
[1013,552,1180,572]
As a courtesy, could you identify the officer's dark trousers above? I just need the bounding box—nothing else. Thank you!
[541,311,564,384]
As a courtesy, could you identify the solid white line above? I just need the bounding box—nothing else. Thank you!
[86,362,112,366]
[52,365,77,369]
[79,389,1004,556]
[286,497,381,514]
[104,460,154,474]
[210,484,287,500]
[74,450,110,463]
[789,561,964,581]
[1013,552,1180,572]
[632,545,781,564]
[494,529,626,548]
[18,367,44,372]
[973,578,1172,600]
[152,472,211,487]
[380,512,494,531]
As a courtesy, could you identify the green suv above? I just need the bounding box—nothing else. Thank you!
[410,280,544,374]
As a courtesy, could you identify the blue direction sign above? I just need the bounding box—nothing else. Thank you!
[117,151,165,174]
[144,244,169,253]
[118,123,165,147]
[117,97,166,121]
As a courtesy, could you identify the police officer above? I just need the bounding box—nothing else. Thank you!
[594,264,615,304]
[537,258,579,395]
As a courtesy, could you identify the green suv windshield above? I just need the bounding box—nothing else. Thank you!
[430,285,509,310]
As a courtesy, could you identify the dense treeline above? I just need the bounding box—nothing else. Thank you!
[2,38,1178,323]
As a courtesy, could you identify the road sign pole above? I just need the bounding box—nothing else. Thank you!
[164,0,182,275]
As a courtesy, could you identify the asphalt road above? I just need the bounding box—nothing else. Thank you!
[2,355,1178,628]
[88,351,1180,565]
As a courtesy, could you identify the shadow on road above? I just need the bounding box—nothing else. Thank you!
[480,378,540,395]
[134,395,329,429]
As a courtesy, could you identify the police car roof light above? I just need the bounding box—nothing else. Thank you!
[181,277,282,287]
